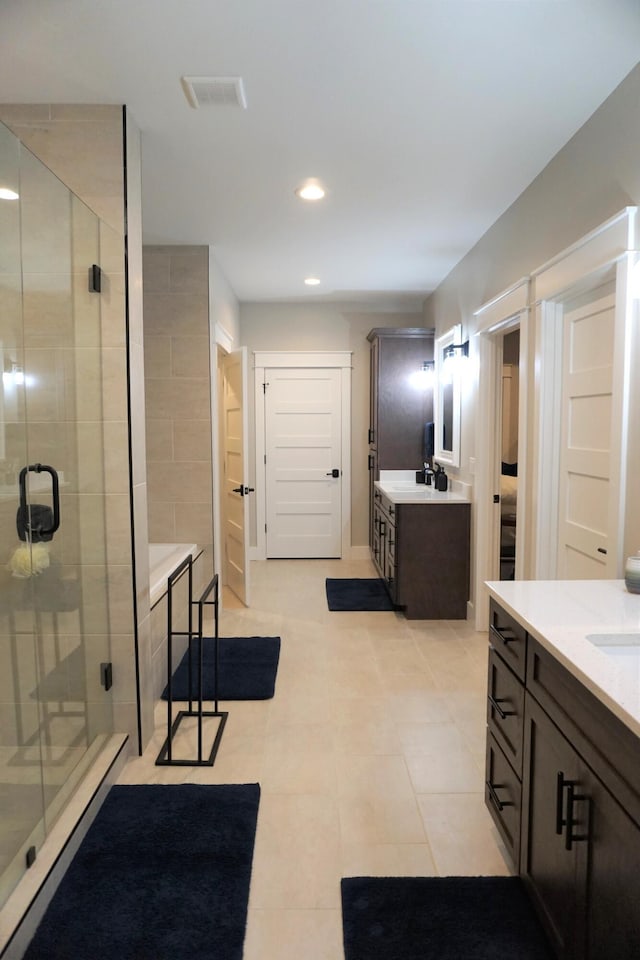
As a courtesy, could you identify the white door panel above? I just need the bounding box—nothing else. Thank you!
[557,292,616,579]
[222,348,250,604]
[265,367,342,558]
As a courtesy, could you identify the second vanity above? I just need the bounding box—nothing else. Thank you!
[372,471,471,619]
[484,579,640,960]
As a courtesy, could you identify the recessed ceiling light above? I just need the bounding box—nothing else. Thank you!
[304,277,321,286]
[295,179,325,201]
[0,187,19,200]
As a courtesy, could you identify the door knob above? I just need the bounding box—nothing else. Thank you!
[326,469,340,478]
[232,486,255,496]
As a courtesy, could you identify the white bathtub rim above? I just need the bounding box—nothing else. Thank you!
[149,542,199,608]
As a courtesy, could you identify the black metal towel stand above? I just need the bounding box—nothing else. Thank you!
[155,556,228,767]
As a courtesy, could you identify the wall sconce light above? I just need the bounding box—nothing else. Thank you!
[441,339,469,384]
[410,360,435,390]
[3,361,25,388]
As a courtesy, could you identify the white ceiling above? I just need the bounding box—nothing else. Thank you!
[1,0,639,308]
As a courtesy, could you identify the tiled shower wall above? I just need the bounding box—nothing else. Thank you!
[142,245,214,695]
[0,104,151,751]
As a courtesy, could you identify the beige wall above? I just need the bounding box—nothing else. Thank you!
[143,245,213,574]
[0,104,148,750]
[423,61,640,595]
[239,302,425,547]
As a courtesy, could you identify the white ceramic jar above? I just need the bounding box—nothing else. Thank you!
[624,552,640,594]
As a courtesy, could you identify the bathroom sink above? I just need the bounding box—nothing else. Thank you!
[586,633,640,662]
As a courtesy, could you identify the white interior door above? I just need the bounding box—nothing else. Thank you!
[557,291,618,578]
[222,347,250,604]
[265,367,342,558]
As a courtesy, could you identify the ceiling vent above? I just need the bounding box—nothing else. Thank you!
[181,76,247,110]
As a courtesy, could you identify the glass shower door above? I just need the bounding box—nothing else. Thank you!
[0,121,114,909]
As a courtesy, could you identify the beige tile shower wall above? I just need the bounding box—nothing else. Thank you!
[0,104,141,748]
[143,245,214,687]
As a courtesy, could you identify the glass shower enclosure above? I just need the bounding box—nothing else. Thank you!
[0,121,114,909]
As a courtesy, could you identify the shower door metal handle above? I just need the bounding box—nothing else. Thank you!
[19,464,61,536]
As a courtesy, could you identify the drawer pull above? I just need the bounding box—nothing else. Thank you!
[490,624,517,645]
[486,780,512,813]
[488,694,515,721]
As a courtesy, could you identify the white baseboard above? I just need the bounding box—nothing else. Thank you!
[348,545,372,561]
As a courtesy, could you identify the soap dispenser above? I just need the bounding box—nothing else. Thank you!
[435,465,448,492]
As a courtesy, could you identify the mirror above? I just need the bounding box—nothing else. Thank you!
[434,324,462,467]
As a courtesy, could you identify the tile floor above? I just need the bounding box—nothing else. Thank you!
[118,557,511,959]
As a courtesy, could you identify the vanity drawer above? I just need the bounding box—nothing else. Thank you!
[487,645,524,778]
[485,731,522,869]
[489,599,527,682]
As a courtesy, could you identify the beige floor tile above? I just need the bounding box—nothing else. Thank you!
[396,720,468,756]
[338,794,427,845]
[243,908,343,960]
[250,793,341,909]
[331,717,403,756]
[341,841,437,877]
[406,748,484,793]
[260,750,336,795]
[417,792,513,877]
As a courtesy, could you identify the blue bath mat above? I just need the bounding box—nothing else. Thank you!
[326,578,394,611]
[341,876,554,959]
[24,783,260,960]
[162,635,280,701]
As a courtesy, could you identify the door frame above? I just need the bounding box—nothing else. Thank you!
[253,351,352,561]
[531,207,639,578]
[473,278,530,631]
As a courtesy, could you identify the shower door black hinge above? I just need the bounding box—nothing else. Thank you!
[493,494,500,504]
[88,264,102,293]
[26,846,36,868]
[100,661,113,691]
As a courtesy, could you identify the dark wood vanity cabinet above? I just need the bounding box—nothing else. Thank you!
[485,599,640,960]
[372,489,469,619]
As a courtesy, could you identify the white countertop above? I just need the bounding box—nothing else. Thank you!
[376,470,471,504]
[485,579,640,738]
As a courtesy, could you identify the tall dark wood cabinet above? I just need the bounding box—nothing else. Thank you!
[367,328,434,543]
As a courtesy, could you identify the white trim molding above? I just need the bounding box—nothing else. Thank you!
[532,207,639,303]
[253,351,353,561]
[473,277,529,332]
[472,279,530,631]
[530,207,638,579]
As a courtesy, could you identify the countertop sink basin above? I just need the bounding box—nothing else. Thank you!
[586,633,640,661]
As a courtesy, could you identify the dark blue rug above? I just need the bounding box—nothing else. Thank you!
[161,635,280,701]
[24,783,260,960]
[326,578,393,611]
[341,876,554,959]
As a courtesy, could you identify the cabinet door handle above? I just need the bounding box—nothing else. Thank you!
[488,694,515,721]
[486,780,513,813]
[556,771,566,835]
[490,624,517,646]
[379,520,386,537]
[565,782,590,851]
